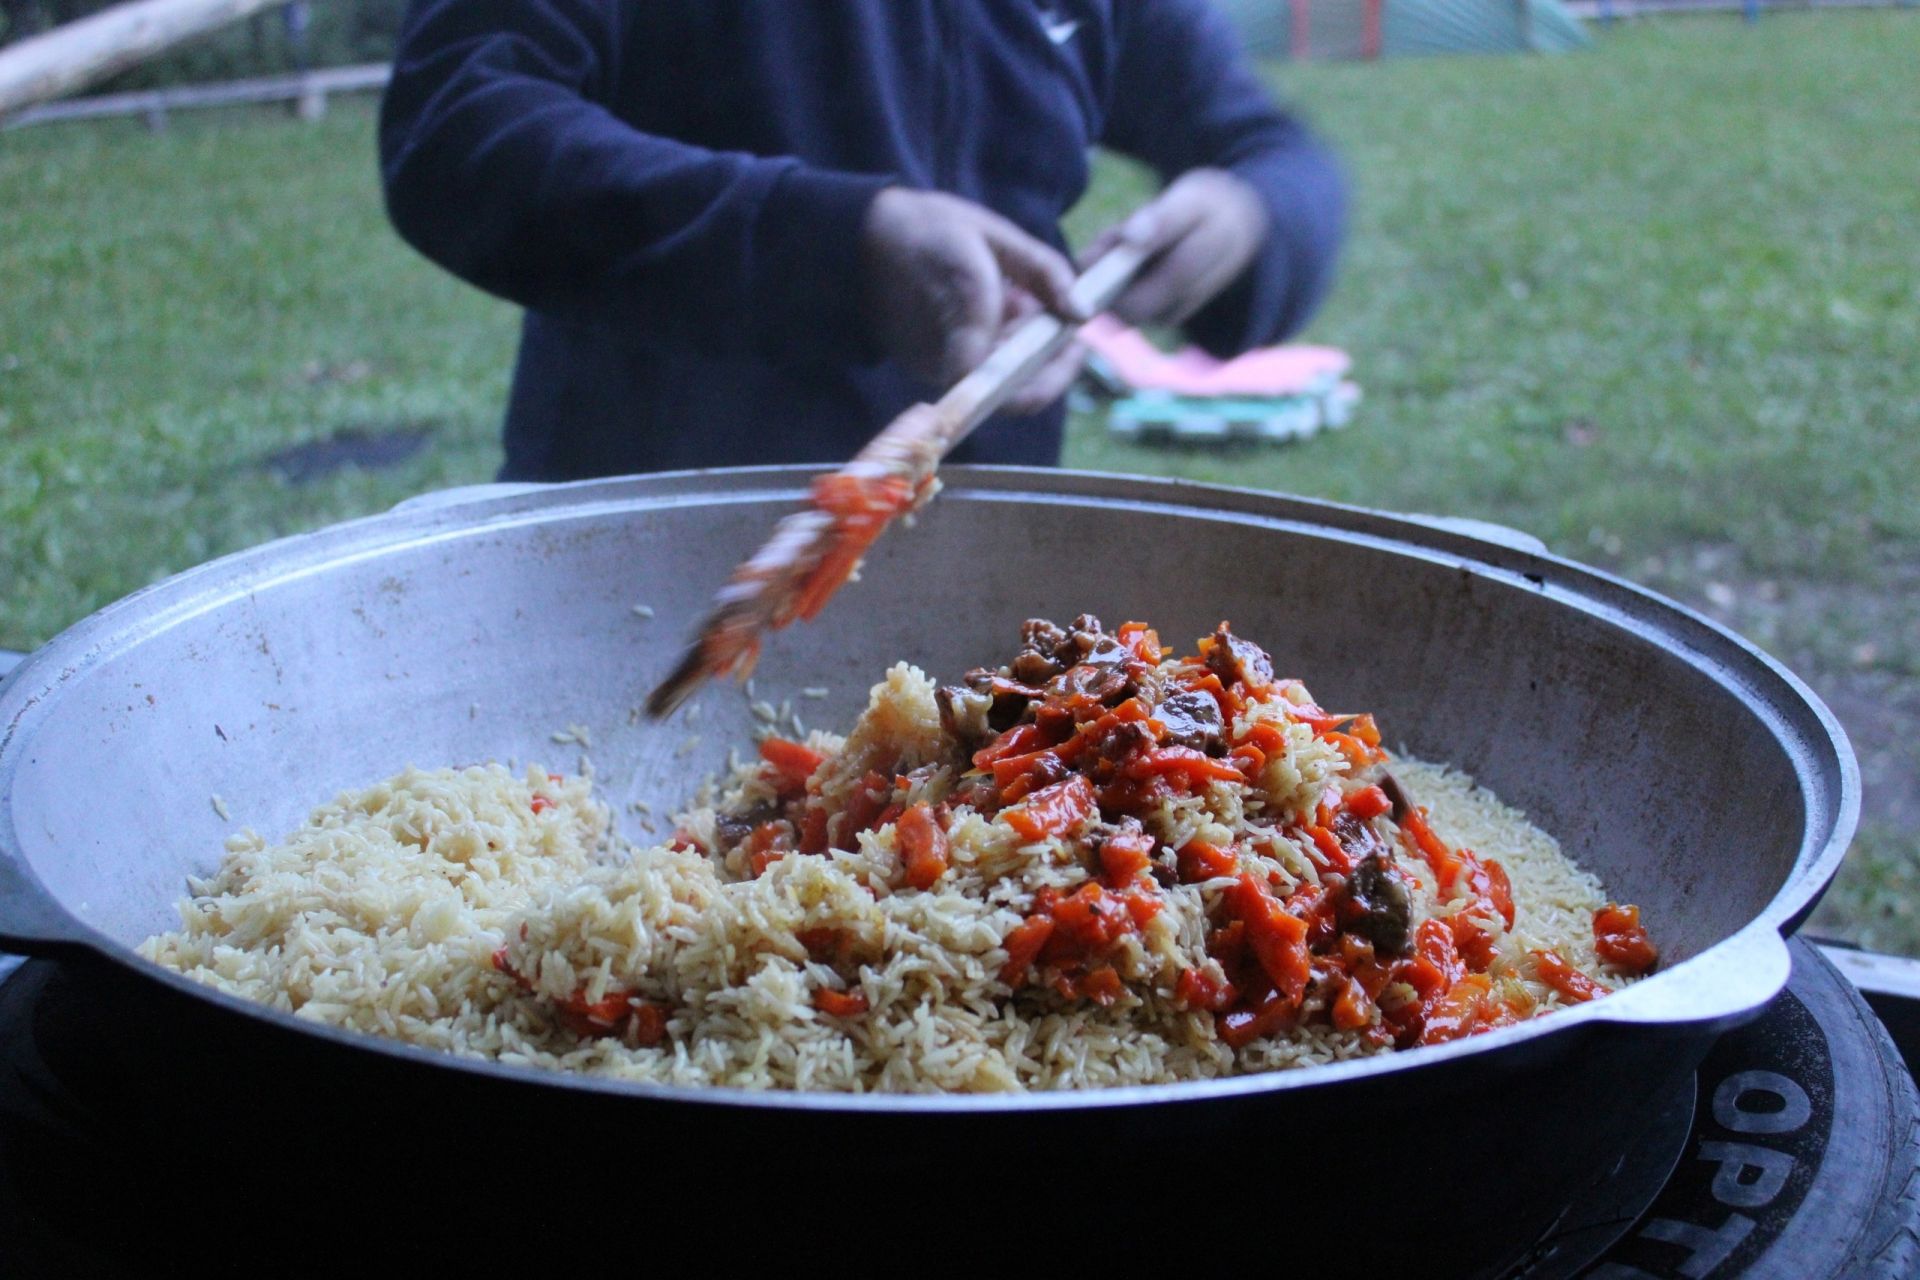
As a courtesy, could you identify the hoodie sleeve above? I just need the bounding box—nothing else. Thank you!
[1102,0,1348,356]
[377,0,891,364]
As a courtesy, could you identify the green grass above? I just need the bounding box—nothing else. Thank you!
[3,12,1917,947]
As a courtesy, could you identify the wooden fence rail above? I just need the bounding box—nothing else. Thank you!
[3,60,389,129]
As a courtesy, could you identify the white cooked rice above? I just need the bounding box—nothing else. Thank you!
[143,657,1642,1093]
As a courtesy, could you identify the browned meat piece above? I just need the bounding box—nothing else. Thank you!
[1153,689,1225,755]
[1010,618,1070,684]
[949,770,1000,812]
[1099,720,1156,762]
[1330,809,1387,864]
[1346,851,1413,955]
[961,665,1039,732]
[1021,617,1069,654]
[1378,771,1412,822]
[714,801,780,851]
[1044,633,1142,705]
[1010,648,1063,685]
[1204,623,1275,691]
[936,684,994,748]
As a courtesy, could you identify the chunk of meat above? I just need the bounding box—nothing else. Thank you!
[1203,623,1275,692]
[1330,809,1387,864]
[1021,617,1069,657]
[935,683,994,748]
[1345,851,1414,956]
[1378,771,1413,823]
[1154,688,1225,755]
[714,802,779,851]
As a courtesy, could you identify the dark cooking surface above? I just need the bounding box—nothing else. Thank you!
[0,939,1911,1277]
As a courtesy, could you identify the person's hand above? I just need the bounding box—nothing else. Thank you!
[860,187,1086,414]
[1084,168,1269,327]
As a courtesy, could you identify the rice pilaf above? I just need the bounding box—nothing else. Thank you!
[141,615,1658,1091]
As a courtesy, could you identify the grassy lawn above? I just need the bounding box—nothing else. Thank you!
[3,13,1916,947]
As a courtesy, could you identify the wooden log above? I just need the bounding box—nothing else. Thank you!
[0,0,290,122]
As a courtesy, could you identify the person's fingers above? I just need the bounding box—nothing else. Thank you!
[974,211,1084,322]
[931,234,1003,386]
[1001,285,1040,328]
[1112,225,1241,326]
[1002,339,1087,416]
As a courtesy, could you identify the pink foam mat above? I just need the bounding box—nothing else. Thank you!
[1079,314,1351,397]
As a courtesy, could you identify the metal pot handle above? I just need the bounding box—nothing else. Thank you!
[0,851,95,957]
[1578,922,1794,1037]
[0,655,103,956]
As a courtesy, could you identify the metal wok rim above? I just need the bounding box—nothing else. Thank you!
[0,465,1860,1113]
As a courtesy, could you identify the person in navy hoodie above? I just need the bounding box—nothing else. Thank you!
[379,1,1347,481]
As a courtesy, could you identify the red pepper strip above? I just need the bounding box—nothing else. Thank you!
[1229,744,1266,777]
[999,916,1055,986]
[897,802,949,890]
[796,805,829,854]
[1124,746,1245,787]
[1228,874,1310,1004]
[1065,965,1126,1006]
[1594,903,1659,973]
[812,987,869,1017]
[1176,839,1239,884]
[1236,722,1290,755]
[1331,976,1375,1031]
[791,475,916,621]
[1099,829,1156,886]
[1044,882,1133,956]
[1304,825,1353,875]
[758,737,825,795]
[972,723,1046,771]
[1398,805,1463,889]
[1005,775,1096,842]
[1124,892,1162,930]
[492,949,669,1045]
[991,747,1067,791]
[1321,731,1379,771]
[1176,967,1238,1012]
[1288,704,1351,735]
[1485,858,1516,930]
[1416,916,1467,988]
[1345,784,1392,822]
[1220,990,1298,1049]
[747,822,790,877]
[1449,912,1498,972]
[1419,973,1496,1044]
[1349,714,1382,748]
[795,927,849,965]
[1116,622,1164,663]
[1533,949,1607,1003]
[529,794,554,815]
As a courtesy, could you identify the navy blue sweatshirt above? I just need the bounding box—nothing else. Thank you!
[379,1,1346,481]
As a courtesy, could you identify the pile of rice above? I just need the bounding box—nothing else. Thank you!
[142,621,1648,1092]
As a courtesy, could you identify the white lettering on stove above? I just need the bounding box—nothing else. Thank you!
[1696,1140,1796,1208]
[1711,1070,1813,1134]
[1591,1069,1814,1278]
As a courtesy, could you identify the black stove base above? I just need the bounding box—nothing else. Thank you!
[0,938,1914,1278]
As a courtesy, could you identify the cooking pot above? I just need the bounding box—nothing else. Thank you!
[0,467,1856,1273]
